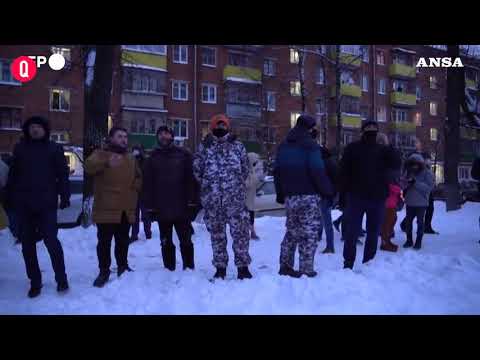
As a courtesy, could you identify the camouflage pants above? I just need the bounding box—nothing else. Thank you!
[280,195,322,273]
[204,205,251,268]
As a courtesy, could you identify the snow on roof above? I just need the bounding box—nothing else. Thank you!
[392,47,416,54]
[122,63,167,72]
[225,76,262,85]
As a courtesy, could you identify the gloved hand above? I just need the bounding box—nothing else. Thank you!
[59,197,70,210]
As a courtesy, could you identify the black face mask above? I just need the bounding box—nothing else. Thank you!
[212,128,229,138]
[362,131,378,144]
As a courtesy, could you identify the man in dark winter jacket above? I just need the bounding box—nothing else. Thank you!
[339,120,399,269]
[6,116,71,298]
[318,144,338,254]
[274,115,334,278]
[193,114,252,280]
[143,126,196,271]
[131,144,152,242]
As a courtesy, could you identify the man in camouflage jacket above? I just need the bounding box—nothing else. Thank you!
[193,114,252,280]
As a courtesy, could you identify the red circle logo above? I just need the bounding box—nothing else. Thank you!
[11,56,37,83]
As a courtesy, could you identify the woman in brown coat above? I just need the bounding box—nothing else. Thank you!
[84,127,142,288]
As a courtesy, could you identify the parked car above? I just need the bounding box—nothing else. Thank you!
[57,176,83,227]
[254,178,285,212]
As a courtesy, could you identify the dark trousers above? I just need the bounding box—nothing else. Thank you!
[405,206,427,244]
[249,211,255,226]
[158,218,194,269]
[131,202,152,238]
[18,208,67,287]
[424,193,434,230]
[96,212,131,272]
[343,194,385,268]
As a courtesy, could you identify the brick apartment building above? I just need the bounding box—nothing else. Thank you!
[0,45,85,173]
[1,44,479,184]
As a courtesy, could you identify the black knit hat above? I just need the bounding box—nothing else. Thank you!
[156,125,174,137]
[361,120,379,132]
[295,114,317,130]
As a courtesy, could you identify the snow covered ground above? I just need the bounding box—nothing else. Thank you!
[1,202,480,315]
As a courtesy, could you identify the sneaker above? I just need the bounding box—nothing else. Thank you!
[278,265,302,278]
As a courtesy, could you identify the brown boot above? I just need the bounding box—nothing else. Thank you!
[380,240,398,252]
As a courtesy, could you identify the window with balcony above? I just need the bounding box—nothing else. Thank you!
[430,101,438,116]
[430,76,438,89]
[226,84,260,104]
[341,96,360,114]
[265,91,276,111]
[263,58,275,76]
[376,50,385,65]
[362,75,368,92]
[377,106,386,122]
[173,45,188,64]
[392,53,410,66]
[173,118,188,139]
[290,48,299,64]
[201,47,216,67]
[392,108,408,122]
[341,70,354,85]
[340,45,362,56]
[290,81,301,96]
[430,128,438,141]
[378,78,386,95]
[0,107,22,129]
[416,86,421,100]
[125,71,166,94]
[228,52,250,67]
[172,80,188,101]
[123,45,166,55]
[392,80,408,93]
[201,84,217,104]
[50,88,70,112]
[0,59,20,85]
[414,112,422,126]
[317,67,325,85]
[291,112,301,128]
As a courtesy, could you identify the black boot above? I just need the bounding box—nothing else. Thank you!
[213,267,226,279]
[161,243,176,271]
[413,237,422,250]
[57,279,69,293]
[278,265,302,278]
[93,270,110,288]
[180,243,195,270]
[237,266,252,280]
[118,265,133,277]
[28,284,42,298]
[302,271,318,278]
[403,239,414,248]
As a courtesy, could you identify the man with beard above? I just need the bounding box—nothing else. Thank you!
[339,121,399,269]
[143,126,196,271]
[6,116,70,298]
[85,127,142,287]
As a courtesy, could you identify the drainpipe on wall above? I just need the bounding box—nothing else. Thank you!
[193,45,198,151]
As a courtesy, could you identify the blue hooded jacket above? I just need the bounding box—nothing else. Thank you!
[273,116,333,203]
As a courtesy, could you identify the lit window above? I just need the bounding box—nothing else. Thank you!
[50,88,70,112]
[201,84,217,104]
[430,128,438,141]
[290,48,299,64]
[290,81,301,96]
[290,112,301,128]
[173,45,188,64]
[414,112,422,126]
[377,106,386,122]
[430,101,438,116]
[376,50,385,65]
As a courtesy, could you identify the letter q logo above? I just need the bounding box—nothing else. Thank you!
[11,56,37,83]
